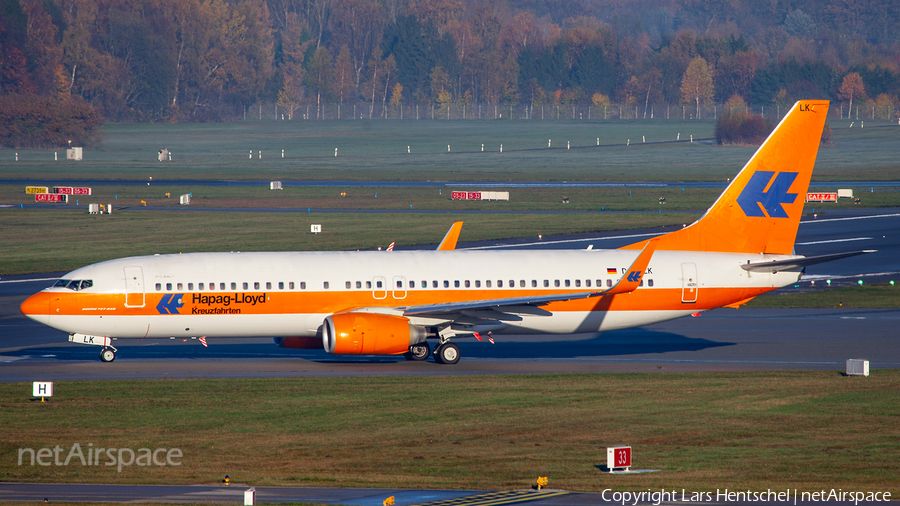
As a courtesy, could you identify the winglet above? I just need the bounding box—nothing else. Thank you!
[604,238,658,295]
[437,221,464,251]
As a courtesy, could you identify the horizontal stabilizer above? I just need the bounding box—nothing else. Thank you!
[741,250,875,273]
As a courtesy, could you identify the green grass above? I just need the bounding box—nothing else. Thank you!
[2,372,898,493]
[1,119,898,181]
[747,284,900,308]
[0,209,693,275]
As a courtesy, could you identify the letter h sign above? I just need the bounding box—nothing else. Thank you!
[606,446,631,472]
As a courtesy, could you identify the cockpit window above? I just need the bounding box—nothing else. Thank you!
[53,279,92,290]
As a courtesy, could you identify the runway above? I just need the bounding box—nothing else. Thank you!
[2,208,897,381]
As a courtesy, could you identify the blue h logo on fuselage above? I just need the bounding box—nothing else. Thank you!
[156,294,184,314]
[736,171,799,218]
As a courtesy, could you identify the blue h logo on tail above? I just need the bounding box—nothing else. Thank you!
[736,171,799,218]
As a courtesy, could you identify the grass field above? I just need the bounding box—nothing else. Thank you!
[0,209,694,275]
[3,372,898,494]
[747,284,900,308]
[1,118,898,181]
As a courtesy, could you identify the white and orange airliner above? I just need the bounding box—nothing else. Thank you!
[21,100,868,364]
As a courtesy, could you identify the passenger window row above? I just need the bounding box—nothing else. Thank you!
[154,281,306,292]
[151,277,655,292]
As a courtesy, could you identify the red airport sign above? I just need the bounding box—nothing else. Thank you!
[806,192,837,202]
[606,446,632,471]
[451,191,467,200]
[35,193,68,203]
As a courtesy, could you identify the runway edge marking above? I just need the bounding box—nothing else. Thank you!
[410,489,569,506]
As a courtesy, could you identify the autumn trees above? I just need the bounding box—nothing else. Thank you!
[3,0,900,139]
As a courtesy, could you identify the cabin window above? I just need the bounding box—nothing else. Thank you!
[209,283,215,291]
[464,280,470,288]
[220,283,226,290]
[498,280,503,287]
[324,282,330,289]
[554,280,560,287]
[531,280,537,287]
[565,280,571,287]
[188,283,194,290]
[475,280,481,288]
[432,280,438,288]
[607,279,612,287]
[155,283,162,291]
[177,283,183,290]
[289,282,295,289]
[278,282,284,289]
[198,283,204,290]
[356,281,362,289]
[254,282,260,290]
[409,281,415,289]
[266,282,272,290]
[543,280,549,287]
[346,281,352,289]
[166,283,172,291]
[242,282,248,290]
[575,280,581,287]
[486,280,491,288]
[596,279,602,287]
[519,280,525,287]
[422,280,427,288]
[300,282,307,289]
[376,281,383,288]
[585,280,591,287]
[454,280,460,288]
[397,280,403,288]
[366,281,371,289]
[444,280,450,288]
[639,280,644,287]
[648,279,654,287]
[231,282,237,290]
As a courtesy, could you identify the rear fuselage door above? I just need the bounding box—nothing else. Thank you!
[681,262,698,303]
[124,266,145,307]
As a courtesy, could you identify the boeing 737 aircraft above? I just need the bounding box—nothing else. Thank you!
[21,100,869,364]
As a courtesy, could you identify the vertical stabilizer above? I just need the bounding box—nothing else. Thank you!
[622,100,829,254]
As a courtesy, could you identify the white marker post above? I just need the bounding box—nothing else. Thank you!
[33,382,53,402]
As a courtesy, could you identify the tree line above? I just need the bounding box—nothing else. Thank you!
[2,0,899,145]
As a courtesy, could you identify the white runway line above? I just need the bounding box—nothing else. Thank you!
[795,237,872,245]
[802,212,900,224]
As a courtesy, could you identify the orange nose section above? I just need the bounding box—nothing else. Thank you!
[20,291,51,324]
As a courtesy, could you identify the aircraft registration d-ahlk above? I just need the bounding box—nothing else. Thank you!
[21,100,870,364]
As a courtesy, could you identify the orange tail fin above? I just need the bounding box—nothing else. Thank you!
[622,100,829,254]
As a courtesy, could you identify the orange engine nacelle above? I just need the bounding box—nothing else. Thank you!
[322,312,426,355]
[274,336,323,349]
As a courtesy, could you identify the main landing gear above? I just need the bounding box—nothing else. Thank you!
[404,342,430,361]
[99,347,117,362]
[433,342,460,365]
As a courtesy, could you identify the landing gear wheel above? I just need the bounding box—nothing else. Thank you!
[99,348,116,363]
[404,342,430,361]
[433,342,460,365]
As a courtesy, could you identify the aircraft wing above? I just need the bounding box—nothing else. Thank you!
[403,238,658,316]
[741,250,875,273]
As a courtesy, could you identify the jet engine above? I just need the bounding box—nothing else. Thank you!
[273,336,322,349]
[322,312,427,355]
